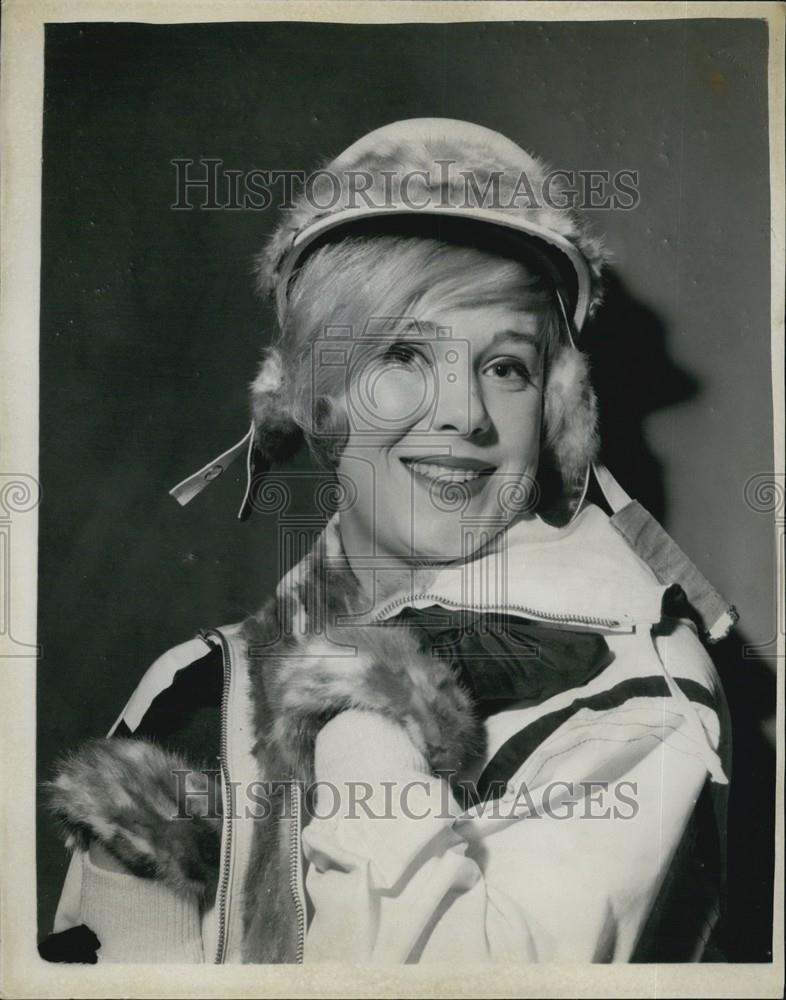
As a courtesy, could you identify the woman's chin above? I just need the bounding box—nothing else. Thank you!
[389,522,499,566]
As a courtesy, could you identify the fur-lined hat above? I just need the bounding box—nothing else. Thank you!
[258,118,610,331]
[170,118,612,521]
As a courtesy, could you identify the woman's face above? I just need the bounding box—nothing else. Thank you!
[335,300,546,564]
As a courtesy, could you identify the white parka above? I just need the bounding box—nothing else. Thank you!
[50,500,731,964]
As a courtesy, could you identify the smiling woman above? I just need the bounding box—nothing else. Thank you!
[340,293,547,562]
[44,118,736,965]
[272,229,597,564]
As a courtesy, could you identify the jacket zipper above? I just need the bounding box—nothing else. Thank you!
[371,593,624,629]
[199,628,234,965]
[289,778,306,963]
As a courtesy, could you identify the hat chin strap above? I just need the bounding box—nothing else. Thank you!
[589,461,632,514]
[551,284,601,527]
[168,422,256,519]
[565,461,631,527]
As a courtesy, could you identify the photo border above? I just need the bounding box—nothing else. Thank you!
[1,2,783,997]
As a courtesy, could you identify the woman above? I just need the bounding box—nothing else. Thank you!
[45,119,735,964]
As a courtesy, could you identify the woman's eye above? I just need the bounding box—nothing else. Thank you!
[381,343,432,367]
[482,358,533,386]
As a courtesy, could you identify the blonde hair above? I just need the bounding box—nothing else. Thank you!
[276,233,561,462]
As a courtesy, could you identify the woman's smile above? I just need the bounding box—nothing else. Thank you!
[399,455,497,486]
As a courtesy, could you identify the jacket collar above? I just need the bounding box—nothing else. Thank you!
[277,502,670,633]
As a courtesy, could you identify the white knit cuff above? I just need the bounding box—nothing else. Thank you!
[80,853,204,963]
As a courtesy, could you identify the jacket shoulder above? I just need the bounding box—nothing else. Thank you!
[654,617,724,700]
[109,632,230,769]
[108,634,215,735]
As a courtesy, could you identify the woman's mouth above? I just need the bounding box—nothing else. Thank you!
[399,456,496,485]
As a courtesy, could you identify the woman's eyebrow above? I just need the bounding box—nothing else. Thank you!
[489,329,540,347]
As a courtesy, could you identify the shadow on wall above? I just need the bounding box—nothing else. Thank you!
[584,273,776,962]
[582,272,699,525]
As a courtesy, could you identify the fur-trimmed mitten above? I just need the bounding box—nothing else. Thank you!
[46,737,222,902]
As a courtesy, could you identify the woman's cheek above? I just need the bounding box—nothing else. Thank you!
[488,388,543,466]
[347,365,436,435]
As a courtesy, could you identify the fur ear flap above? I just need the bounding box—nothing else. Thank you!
[542,347,599,515]
[248,347,304,470]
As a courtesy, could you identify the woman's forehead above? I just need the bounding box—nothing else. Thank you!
[350,308,544,357]
[393,302,540,327]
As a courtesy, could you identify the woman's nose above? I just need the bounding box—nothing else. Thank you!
[431,362,491,438]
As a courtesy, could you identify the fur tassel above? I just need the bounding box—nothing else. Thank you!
[45,737,222,901]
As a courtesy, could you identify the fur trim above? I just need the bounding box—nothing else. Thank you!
[242,535,483,789]
[248,346,303,480]
[239,550,483,962]
[245,615,483,789]
[240,778,302,963]
[45,737,222,901]
[543,346,599,497]
[254,119,611,317]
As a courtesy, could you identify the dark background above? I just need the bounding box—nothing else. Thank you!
[37,18,775,960]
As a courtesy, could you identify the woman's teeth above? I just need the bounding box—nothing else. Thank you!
[406,461,488,483]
